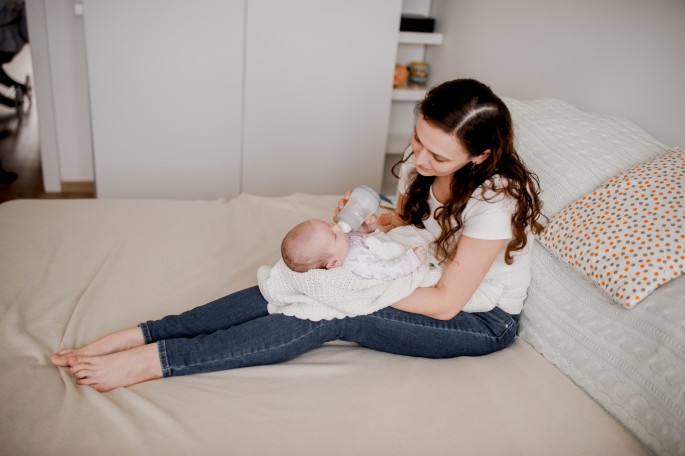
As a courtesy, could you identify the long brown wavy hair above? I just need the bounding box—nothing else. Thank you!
[392,79,545,264]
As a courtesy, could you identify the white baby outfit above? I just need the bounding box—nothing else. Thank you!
[343,234,421,280]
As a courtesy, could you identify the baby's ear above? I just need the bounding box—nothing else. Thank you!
[325,259,342,269]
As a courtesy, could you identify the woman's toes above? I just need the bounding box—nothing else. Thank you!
[69,360,91,376]
[76,376,96,386]
[50,353,68,366]
[51,350,79,367]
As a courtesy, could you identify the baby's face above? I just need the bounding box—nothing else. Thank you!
[309,219,350,266]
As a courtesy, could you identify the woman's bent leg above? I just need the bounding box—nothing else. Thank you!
[140,286,269,343]
[159,313,343,377]
[340,306,518,358]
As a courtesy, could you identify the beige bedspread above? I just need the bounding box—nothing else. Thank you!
[0,195,646,455]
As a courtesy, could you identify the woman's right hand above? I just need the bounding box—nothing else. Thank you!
[334,190,378,233]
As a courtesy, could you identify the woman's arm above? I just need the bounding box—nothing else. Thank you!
[391,235,505,320]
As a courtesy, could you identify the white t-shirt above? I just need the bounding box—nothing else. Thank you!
[398,151,532,314]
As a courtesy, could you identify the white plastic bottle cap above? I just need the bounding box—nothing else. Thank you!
[338,220,352,234]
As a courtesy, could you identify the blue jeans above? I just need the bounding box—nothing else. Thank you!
[139,286,519,377]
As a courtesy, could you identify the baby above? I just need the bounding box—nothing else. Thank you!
[281,219,426,280]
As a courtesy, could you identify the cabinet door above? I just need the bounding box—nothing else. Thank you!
[242,0,402,196]
[83,0,245,199]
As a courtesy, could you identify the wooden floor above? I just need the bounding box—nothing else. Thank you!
[0,46,95,204]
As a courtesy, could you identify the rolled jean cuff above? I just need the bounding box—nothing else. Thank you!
[138,322,153,344]
[157,339,172,378]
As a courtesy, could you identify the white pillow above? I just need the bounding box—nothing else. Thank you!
[504,97,668,216]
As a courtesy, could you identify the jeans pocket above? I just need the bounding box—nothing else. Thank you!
[484,308,516,340]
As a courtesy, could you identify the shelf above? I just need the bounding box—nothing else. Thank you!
[392,88,426,101]
[381,154,401,197]
[386,133,410,154]
[398,31,443,45]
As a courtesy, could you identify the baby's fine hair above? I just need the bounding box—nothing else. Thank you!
[281,220,330,272]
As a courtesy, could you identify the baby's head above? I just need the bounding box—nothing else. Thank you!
[281,219,350,272]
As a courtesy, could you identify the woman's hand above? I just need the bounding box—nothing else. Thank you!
[334,190,378,233]
[391,236,505,320]
[376,212,404,233]
[334,190,352,220]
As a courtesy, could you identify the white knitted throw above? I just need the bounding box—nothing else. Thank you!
[258,225,503,321]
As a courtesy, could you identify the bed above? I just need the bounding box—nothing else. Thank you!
[0,99,682,456]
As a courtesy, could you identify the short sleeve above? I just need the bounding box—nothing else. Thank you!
[461,188,515,240]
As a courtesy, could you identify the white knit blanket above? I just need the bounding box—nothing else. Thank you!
[258,225,503,321]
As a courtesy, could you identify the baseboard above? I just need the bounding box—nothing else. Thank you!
[60,181,95,194]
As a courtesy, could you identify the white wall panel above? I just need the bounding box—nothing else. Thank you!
[83,0,245,199]
[242,0,401,196]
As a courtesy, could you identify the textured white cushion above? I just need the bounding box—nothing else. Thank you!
[506,98,685,456]
[504,97,668,217]
[520,241,685,456]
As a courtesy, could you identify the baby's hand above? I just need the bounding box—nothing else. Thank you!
[377,212,403,233]
[413,246,427,263]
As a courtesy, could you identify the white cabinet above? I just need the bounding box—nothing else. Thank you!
[242,0,401,197]
[83,0,245,199]
[83,0,402,199]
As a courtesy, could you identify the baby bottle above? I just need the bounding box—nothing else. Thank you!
[336,185,381,233]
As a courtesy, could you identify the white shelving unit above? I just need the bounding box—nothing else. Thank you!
[391,88,427,101]
[386,132,411,154]
[382,0,442,196]
[398,31,443,45]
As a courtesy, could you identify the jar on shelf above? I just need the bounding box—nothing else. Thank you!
[408,61,429,88]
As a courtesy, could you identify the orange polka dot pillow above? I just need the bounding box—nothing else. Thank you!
[537,147,684,308]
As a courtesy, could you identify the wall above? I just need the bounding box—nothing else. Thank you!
[427,0,685,148]
[29,0,685,192]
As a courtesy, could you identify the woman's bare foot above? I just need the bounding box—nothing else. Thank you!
[68,343,163,392]
[51,327,146,367]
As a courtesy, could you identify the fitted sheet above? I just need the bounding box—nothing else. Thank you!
[0,195,646,456]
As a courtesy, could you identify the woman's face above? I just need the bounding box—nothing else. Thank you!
[410,116,481,177]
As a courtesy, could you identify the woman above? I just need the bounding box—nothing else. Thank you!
[51,79,544,392]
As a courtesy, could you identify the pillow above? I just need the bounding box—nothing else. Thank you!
[537,147,684,308]
[505,97,668,216]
